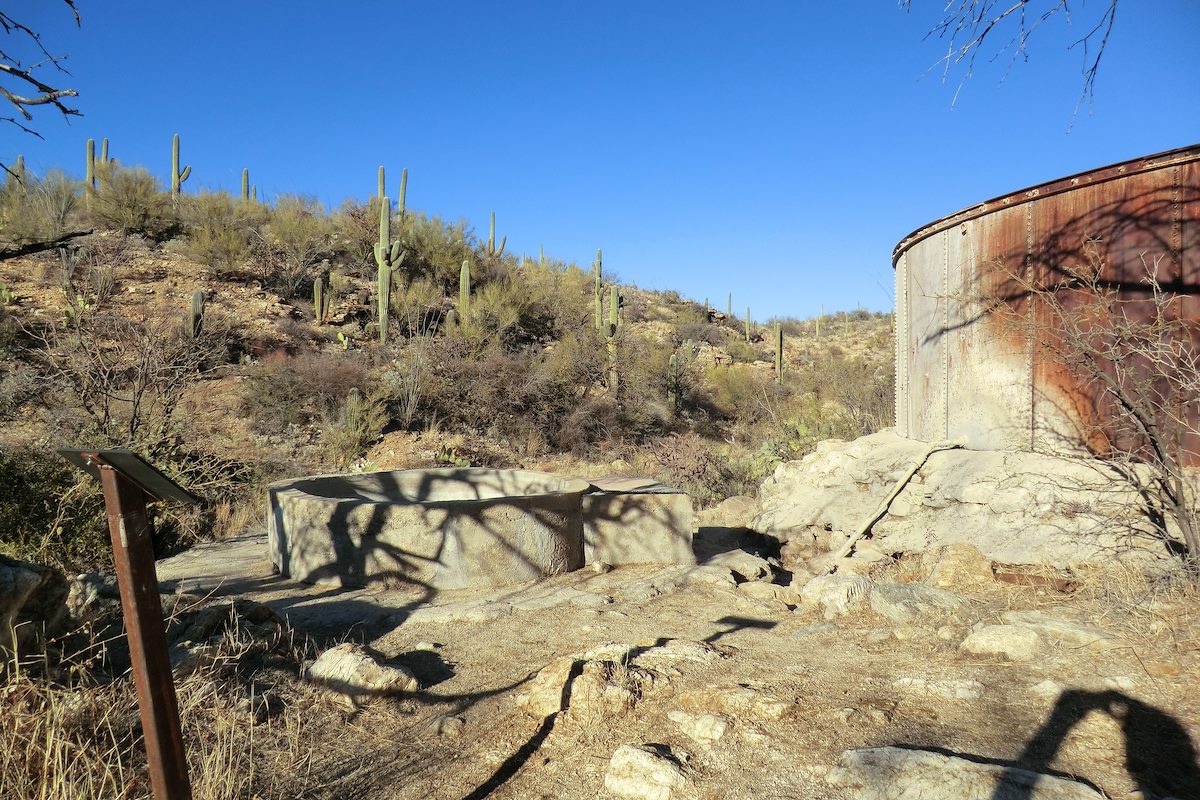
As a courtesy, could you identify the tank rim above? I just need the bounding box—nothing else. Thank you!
[891,143,1200,267]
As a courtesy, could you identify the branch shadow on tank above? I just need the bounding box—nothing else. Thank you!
[267,468,699,595]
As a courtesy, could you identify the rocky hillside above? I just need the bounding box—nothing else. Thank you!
[0,163,893,570]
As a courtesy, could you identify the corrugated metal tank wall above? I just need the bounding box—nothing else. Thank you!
[893,144,1200,461]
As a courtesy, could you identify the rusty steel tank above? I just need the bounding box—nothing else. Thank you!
[892,144,1200,462]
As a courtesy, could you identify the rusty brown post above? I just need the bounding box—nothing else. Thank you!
[96,461,192,800]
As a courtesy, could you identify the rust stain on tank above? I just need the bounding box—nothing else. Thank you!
[893,144,1200,464]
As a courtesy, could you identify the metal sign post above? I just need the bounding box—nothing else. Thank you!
[58,448,197,800]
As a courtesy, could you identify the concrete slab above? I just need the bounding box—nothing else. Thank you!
[582,477,695,566]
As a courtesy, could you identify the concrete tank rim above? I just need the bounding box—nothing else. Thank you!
[891,142,1200,267]
[267,466,593,507]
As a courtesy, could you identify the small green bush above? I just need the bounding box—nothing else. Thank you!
[181,191,258,277]
[323,388,388,467]
[257,194,331,297]
[0,169,82,245]
[241,352,373,434]
[87,164,176,239]
[0,446,109,571]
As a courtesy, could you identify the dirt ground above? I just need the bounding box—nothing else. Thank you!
[156,530,1200,800]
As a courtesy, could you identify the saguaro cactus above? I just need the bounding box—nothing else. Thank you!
[593,249,603,332]
[85,139,111,191]
[373,197,404,344]
[313,274,328,324]
[745,306,751,342]
[241,169,250,204]
[486,211,506,257]
[190,290,205,338]
[667,352,680,413]
[398,167,408,220]
[9,154,25,186]
[459,259,471,321]
[775,323,784,384]
[727,293,732,324]
[85,139,95,190]
[377,165,385,199]
[607,284,619,393]
[170,134,191,204]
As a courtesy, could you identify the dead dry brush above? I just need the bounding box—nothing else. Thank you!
[995,246,1200,576]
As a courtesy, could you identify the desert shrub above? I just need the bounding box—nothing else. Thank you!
[726,338,765,363]
[707,364,775,421]
[460,276,555,349]
[0,446,109,571]
[401,212,478,289]
[32,309,247,550]
[612,331,674,437]
[86,164,176,239]
[181,191,258,277]
[673,305,724,347]
[0,361,43,420]
[414,327,607,452]
[651,432,740,507]
[323,387,388,467]
[0,169,81,246]
[241,351,373,434]
[390,276,447,337]
[330,198,382,275]
[557,395,620,454]
[256,194,331,297]
[797,353,894,435]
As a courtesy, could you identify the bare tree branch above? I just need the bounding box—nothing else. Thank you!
[900,1,1118,113]
[0,228,92,261]
[0,1,82,135]
[990,248,1200,575]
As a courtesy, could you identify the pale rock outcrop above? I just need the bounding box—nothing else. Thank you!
[869,582,972,625]
[0,555,68,655]
[999,610,1125,651]
[306,643,418,701]
[753,430,1179,569]
[604,744,687,800]
[959,624,1041,662]
[799,574,873,619]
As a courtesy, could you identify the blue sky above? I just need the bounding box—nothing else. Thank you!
[8,1,1200,320]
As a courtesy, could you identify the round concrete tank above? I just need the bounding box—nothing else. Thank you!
[892,144,1200,461]
[267,468,590,589]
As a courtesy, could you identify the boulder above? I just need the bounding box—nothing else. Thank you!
[999,610,1124,651]
[869,582,971,624]
[924,543,994,589]
[704,550,773,581]
[519,654,659,722]
[827,746,1105,799]
[604,744,687,800]
[306,643,418,701]
[695,495,757,529]
[799,574,873,619]
[752,430,1184,569]
[0,555,68,655]
[668,710,728,744]
[960,624,1041,662]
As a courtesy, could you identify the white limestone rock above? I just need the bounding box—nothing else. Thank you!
[306,643,418,700]
[604,744,687,800]
[799,573,873,619]
[960,624,1041,662]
